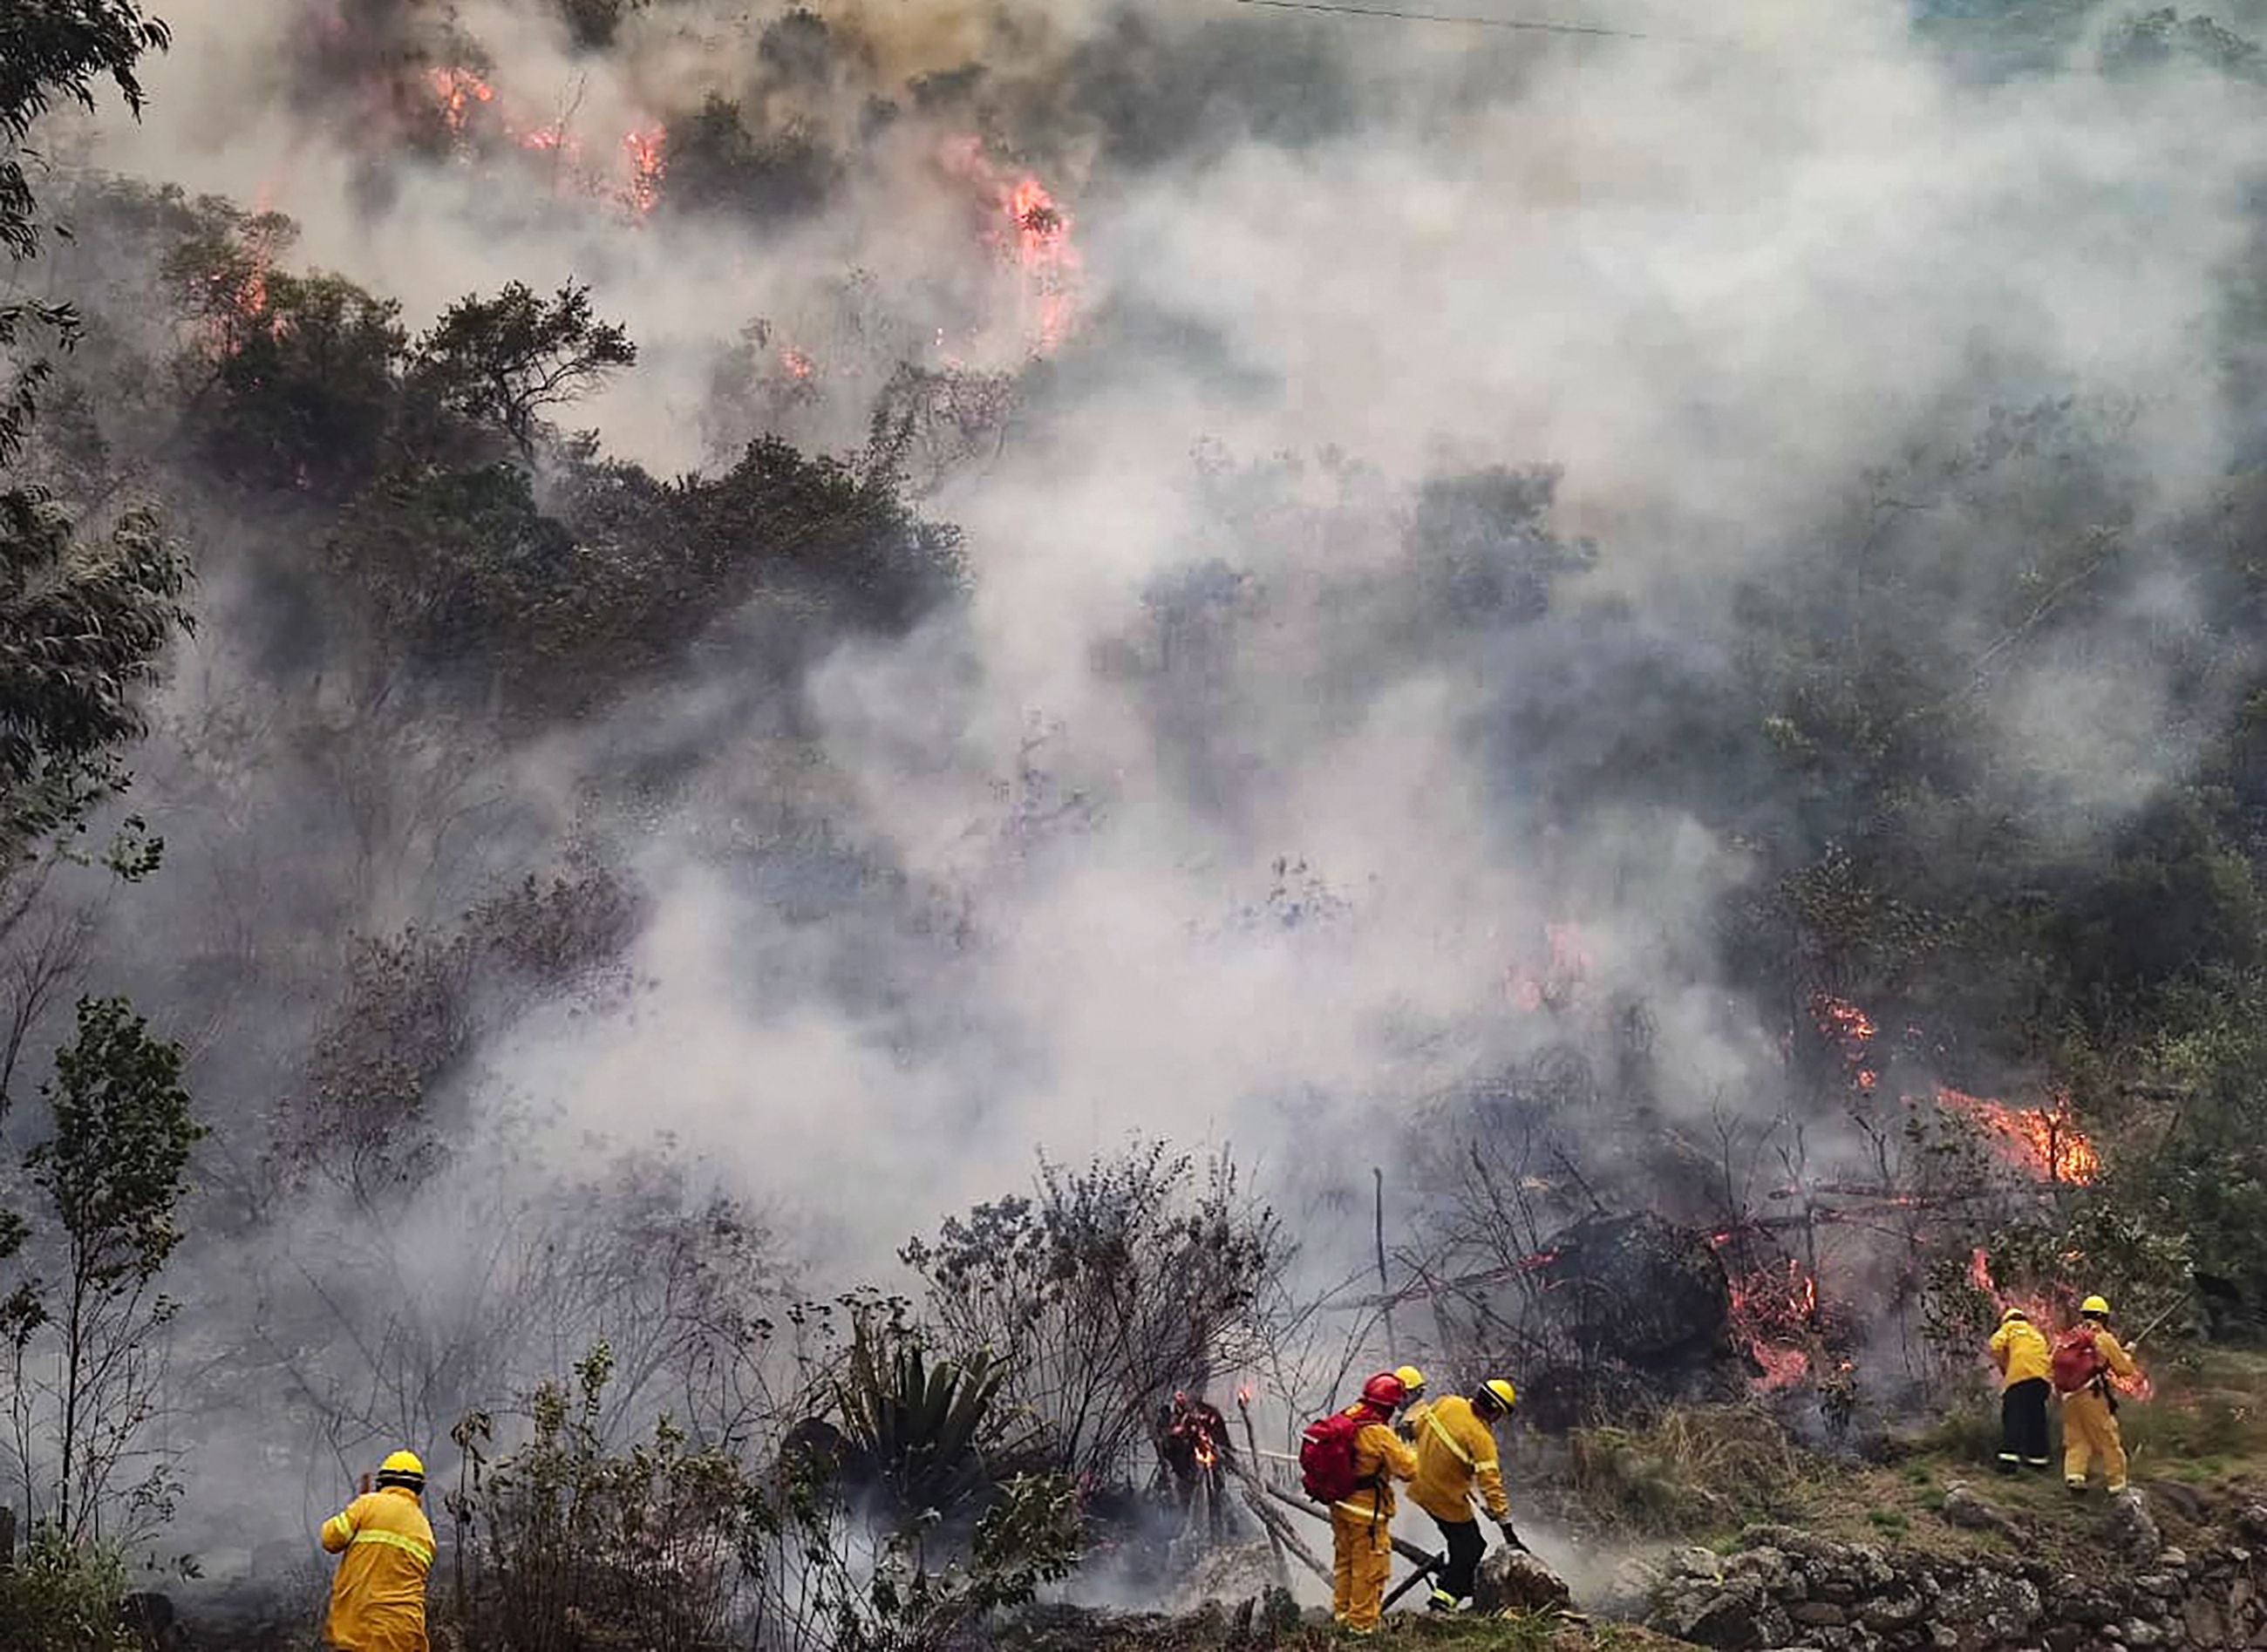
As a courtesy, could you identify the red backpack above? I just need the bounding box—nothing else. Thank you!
[1299,1410,1372,1503]
[2051,1324,2106,1393]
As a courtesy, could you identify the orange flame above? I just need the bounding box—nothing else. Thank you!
[940,137,1084,357]
[1236,1384,1255,1407]
[780,346,816,381]
[428,66,496,140]
[1004,173,1079,352]
[1937,1088,2100,1185]
[1725,1255,1820,1392]
[623,126,665,218]
[1811,993,1880,1091]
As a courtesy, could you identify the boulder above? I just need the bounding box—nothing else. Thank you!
[2106,1489,2164,1564]
[1941,1480,2023,1540]
[1654,1574,1770,1649]
[1473,1547,1572,1615]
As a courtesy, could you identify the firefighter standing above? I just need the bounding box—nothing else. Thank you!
[1330,1373,1419,1635]
[1410,1378,1522,1612]
[2054,1295,2141,1496]
[1987,1308,2053,1472]
[319,1450,435,1652]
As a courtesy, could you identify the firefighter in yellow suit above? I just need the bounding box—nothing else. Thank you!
[1411,1379,1522,1611]
[319,1450,435,1651]
[2056,1296,2141,1496]
[1332,1373,1419,1635]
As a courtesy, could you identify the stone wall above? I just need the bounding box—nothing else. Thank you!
[1624,1504,2267,1651]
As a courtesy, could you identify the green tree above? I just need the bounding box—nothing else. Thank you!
[0,0,172,461]
[0,492,187,886]
[170,262,408,499]
[411,282,636,461]
[6,996,201,1542]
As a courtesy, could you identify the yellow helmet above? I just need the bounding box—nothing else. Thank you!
[2080,1295,2111,1317]
[1481,1378,1517,1412]
[1395,1365,1426,1397]
[377,1450,425,1491]
[2000,1306,2027,1322]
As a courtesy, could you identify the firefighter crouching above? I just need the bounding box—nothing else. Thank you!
[1987,1307,2053,1472]
[1302,1372,1419,1635]
[1411,1378,1523,1613]
[319,1450,436,1652]
[2054,1295,2141,1495]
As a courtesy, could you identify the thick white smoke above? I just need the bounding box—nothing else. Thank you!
[35,0,2267,1542]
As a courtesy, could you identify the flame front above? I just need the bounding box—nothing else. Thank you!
[1937,1088,2100,1185]
[1725,1255,1821,1391]
[623,126,665,218]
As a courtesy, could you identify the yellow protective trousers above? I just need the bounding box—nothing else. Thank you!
[2061,1389,2127,1492]
[1331,1506,1393,1632]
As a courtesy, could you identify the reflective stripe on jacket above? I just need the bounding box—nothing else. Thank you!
[1331,1417,1418,1521]
[1410,1393,1509,1522]
[320,1486,434,1652]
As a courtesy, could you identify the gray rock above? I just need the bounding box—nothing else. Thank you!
[1941,1479,2023,1539]
[2155,1546,2188,1570]
[1935,1570,2041,1639]
[1472,1547,1571,1615]
[1603,1555,1665,1616]
[2105,1488,2163,1564]
[1789,1601,1848,1628]
[1733,1547,1798,1595]
[1653,1576,1770,1649]
[1860,1592,1924,1631]
[2117,1619,2162,1648]
[2184,1594,2231,1646]
[2237,1502,2267,1543]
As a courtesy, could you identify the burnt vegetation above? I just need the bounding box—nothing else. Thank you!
[16,0,2267,1649]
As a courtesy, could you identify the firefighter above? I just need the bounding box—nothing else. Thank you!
[1410,1378,1522,1612]
[1395,1365,1430,1438]
[1330,1372,1419,1635]
[319,1450,435,1652]
[2054,1295,2141,1496]
[1987,1307,2053,1472]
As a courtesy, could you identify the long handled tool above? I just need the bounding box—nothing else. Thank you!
[1253,1479,1436,1568]
[1381,1551,1446,1609]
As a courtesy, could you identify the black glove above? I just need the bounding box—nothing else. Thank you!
[1497,1520,1527,1553]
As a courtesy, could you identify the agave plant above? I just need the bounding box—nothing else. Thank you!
[835,1320,1037,1523]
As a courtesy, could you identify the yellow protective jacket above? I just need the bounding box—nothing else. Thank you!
[1331,1412,1419,1523]
[1410,1394,1510,1523]
[320,1486,435,1652]
[1988,1317,2050,1389]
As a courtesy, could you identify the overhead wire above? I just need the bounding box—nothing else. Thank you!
[1223,0,1659,38]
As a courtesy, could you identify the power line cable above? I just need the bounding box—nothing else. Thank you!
[1223,0,1672,43]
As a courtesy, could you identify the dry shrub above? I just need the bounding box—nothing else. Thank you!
[1565,1405,1806,1536]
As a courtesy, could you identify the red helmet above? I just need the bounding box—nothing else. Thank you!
[1360,1371,1407,1410]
